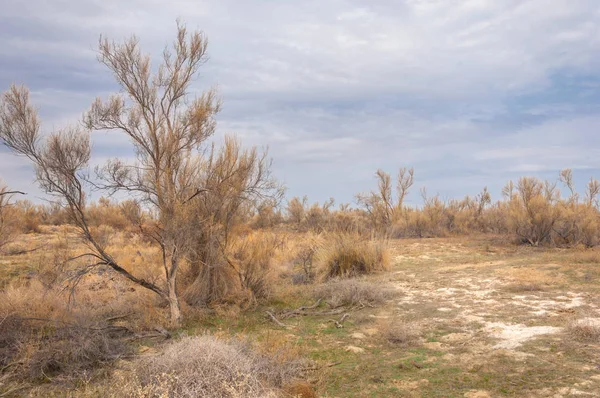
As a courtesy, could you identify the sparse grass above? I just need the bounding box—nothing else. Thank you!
[312,278,394,308]
[504,282,544,292]
[3,229,600,397]
[567,318,600,342]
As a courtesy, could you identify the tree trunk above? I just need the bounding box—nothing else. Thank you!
[167,274,182,326]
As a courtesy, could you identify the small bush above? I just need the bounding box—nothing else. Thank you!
[316,233,390,279]
[232,231,279,299]
[567,318,600,342]
[26,322,130,380]
[291,236,321,284]
[380,318,422,346]
[0,314,130,382]
[313,278,393,308]
[113,335,305,398]
[504,282,544,293]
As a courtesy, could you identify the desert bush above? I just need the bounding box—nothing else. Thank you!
[506,177,561,246]
[312,278,393,308]
[0,314,130,383]
[284,196,337,233]
[290,234,322,284]
[316,233,390,279]
[286,196,308,229]
[110,335,304,398]
[0,280,131,384]
[252,199,284,229]
[567,318,600,342]
[356,168,414,233]
[553,202,600,247]
[86,197,138,231]
[231,231,280,299]
[380,318,422,346]
[183,230,280,306]
[25,320,130,381]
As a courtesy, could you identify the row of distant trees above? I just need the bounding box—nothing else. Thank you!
[280,167,600,246]
[4,165,600,244]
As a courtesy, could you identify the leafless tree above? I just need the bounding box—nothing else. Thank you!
[0,22,280,325]
[356,167,414,230]
[585,178,600,208]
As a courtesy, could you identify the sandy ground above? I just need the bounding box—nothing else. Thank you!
[379,240,600,397]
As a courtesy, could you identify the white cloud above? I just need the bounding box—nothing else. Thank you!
[1,0,600,203]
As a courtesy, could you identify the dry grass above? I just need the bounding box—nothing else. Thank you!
[496,266,565,287]
[316,233,390,279]
[379,318,422,346]
[567,318,600,342]
[504,282,544,292]
[312,278,394,308]
[109,335,306,398]
[232,230,281,299]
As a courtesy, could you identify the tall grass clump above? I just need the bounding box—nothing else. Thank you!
[316,233,390,279]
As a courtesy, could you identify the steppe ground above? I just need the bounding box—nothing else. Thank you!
[2,231,600,397]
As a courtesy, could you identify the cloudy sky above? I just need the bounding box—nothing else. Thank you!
[1,0,600,206]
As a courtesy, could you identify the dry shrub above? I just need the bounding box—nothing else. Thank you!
[316,233,390,279]
[567,318,600,342]
[183,230,280,307]
[380,318,422,346]
[554,202,600,247]
[504,282,544,293]
[568,249,600,264]
[312,278,393,308]
[283,380,318,398]
[231,231,280,299]
[24,320,129,381]
[184,254,246,307]
[290,234,322,284]
[10,200,44,234]
[86,197,131,231]
[0,281,130,383]
[111,335,304,398]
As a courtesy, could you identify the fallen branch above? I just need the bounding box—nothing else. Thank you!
[280,306,346,320]
[0,244,46,256]
[330,313,350,328]
[153,326,171,339]
[301,361,342,371]
[266,311,288,328]
[104,313,134,323]
[280,299,322,319]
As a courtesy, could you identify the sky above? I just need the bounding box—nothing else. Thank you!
[1,0,600,207]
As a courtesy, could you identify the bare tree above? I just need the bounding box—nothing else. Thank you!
[559,168,578,203]
[0,22,269,325]
[585,178,600,208]
[396,167,414,210]
[356,167,415,230]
